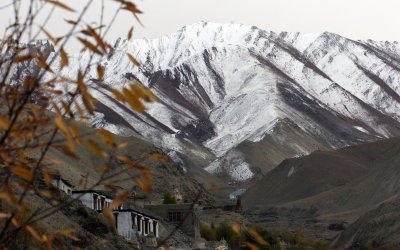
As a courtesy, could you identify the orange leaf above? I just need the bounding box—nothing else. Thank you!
[44,0,76,12]
[43,168,52,186]
[97,64,104,79]
[97,129,116,148]
[249,229,268,246]
[54,116,75,151]
[60,48,68,69]
[245,241,259,250]
[58,228,79,241]
[127,53,140,66]
[232,221,240,234]
[111,89,125,102]
[94,166,111,172]
[127,26,134,40]
[26,226,42,242]
[11,167,33,181]
[110,192,128,209]
[122,87,145,112]
[150,154,170,162]
[133,178,151,193]
[207,182,219,193]
[77,37,102,55]
[86,139,108,157]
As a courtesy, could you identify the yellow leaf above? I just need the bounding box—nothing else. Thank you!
[232,221,240,234]
[249,229,268,246]
[133,178,151,193]
[122,87,145,112]
[13,54,36,63]
[97,129,116,148]
[58,228,79,241]
[54,116,75,151]
[82,94,94,115]
[97,64,104,79]
[110,191,128,209]
[94,166,111,172]
[127,53,140,66]
[41,191,54,198]
[127,26,134,40]
[43,168,52,186]
[70,123,83,146]
[44,0,76,12]
[130,83,157,102]
[207,182,219,193]
[26,225,42,242]
[111,89,125,102]
[60,48,69,69]
[150,154,170,162]
[11,166,34,181]
[86,139,108,157]
[77,37,102,55]
[117,142,128,149]
[56,145,79,159]
[245,241,259,250]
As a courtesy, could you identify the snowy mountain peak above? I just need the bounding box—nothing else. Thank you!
[56,22,400,182]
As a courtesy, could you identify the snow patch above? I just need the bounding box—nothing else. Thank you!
[229,188,246,200]
[288,166,296,178]
[354,126,369,134]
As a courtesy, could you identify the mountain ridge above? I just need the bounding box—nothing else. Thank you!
[39,21,400,185]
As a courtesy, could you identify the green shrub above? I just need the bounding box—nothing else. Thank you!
[163,191,176,204]
[216,222,239,247]
[200,223,217,241]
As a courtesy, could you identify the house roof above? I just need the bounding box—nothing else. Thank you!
[113,209,159,220]
[51,174,74,187]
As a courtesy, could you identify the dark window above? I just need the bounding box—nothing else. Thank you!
[145,218,149,234]
[137,215,141,231]
[153,221,157,237]
[114,213,118,228]
[93,194,98,210]
[168,212,181,222]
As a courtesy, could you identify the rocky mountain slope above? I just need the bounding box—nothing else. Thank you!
[49,21,400,185]
[242,136,400,243]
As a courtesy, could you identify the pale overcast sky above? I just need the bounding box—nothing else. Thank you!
[1,0,400,51]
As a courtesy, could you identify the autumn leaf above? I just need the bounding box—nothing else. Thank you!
[11,166,33,181]
[60,48,69,69]
[245,241,259,250]
[97,64,104,80]
[122,87,145,112]
[54,116,75,151]
[150,154,170,162]
[97,129,116,148]
[249,229,268,246]
[207,182,219,193]
[133,178,151,193]
[43,168,52,186]
[127,53,140,66]
[86,139,108,157]
[43,0,76,12]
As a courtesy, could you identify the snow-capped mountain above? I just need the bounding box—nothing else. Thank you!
[55,22,400,182]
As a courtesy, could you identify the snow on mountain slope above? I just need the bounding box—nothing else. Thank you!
[48,21,400,182]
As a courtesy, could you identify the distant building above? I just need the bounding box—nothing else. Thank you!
[51,175,73,195]
[72,190,159,241]
[72,190,116,211]
[145,203,200,243]
[114,209,159,240]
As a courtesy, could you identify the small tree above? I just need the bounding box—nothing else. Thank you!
[163,191,177,204]
[0,0,158,248]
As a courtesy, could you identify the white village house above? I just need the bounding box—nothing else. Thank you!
[71,190,159,240]
[50,175,73,195]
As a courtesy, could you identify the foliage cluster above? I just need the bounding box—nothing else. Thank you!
[163,191,177,204]
[0,0,161,248]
